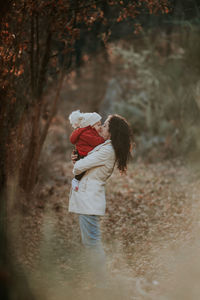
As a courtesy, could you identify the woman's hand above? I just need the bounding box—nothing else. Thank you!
[71,150,78,164]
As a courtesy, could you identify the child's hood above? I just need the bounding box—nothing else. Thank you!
[70,126,91,144]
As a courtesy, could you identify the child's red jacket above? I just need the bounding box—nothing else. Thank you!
[70,126,105,156]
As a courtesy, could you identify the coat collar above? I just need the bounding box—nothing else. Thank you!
[88,139,112,155]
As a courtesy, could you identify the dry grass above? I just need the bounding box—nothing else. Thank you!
[7,156,200,299]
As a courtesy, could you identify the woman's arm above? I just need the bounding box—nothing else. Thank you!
[73,144,114,175]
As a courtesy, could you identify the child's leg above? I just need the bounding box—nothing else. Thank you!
[75,172,86,181]
[74,152,86,181]
[71,178,79,191]
[72,151,86,191]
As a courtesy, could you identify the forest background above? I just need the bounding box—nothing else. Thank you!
[1,0,200,299]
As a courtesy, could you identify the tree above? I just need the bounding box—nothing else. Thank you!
[0,0,170,194]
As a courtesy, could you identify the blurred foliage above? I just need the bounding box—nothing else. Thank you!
[108,26,200,160]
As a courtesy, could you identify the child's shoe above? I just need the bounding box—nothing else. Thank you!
[72,178,79,191]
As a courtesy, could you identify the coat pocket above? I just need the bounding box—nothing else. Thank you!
[79,176,88,192]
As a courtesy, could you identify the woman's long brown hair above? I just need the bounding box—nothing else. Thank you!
[109,114,133,173]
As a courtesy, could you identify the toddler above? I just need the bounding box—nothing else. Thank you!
[69,110,105,191]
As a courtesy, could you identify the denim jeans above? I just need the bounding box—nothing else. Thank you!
[79,215,102,246]
[78,214,107,286]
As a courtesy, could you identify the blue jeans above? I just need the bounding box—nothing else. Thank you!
[78,214,107,286]
[79,215,102,247]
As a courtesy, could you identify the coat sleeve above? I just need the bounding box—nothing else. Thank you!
[73,145,114,175]
[81,131,105,147]
[70,129,82,144]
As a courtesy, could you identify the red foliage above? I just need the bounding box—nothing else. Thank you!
[0,0,170,192]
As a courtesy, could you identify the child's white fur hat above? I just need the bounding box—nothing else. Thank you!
[69,110,101,128]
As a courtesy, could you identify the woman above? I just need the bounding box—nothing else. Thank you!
[69,114,133,247]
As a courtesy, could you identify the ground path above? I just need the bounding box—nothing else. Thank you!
[10,158,200,299]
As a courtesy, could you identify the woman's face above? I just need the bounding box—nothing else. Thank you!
[100,117,111,140]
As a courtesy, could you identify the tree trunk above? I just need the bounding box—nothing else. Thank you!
[21,19,52,192]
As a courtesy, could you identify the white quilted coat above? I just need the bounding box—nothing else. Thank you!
[68,140,116,215]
